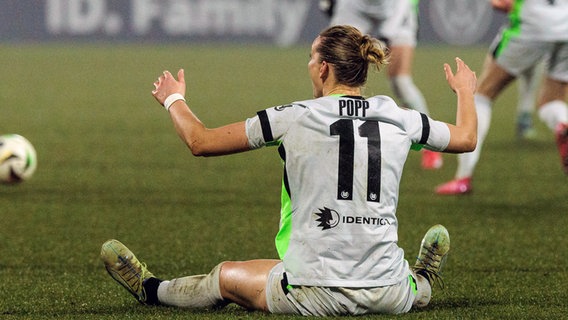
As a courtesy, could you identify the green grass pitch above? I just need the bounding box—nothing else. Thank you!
[0,43,567,319]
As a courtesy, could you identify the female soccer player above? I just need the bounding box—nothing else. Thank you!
[101,25,477,315]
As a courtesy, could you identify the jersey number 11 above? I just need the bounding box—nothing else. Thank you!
[330,119,381,203]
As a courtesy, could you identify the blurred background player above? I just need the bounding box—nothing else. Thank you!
[436,0,568,195]
[320,0,443,169]
[491,0,543,140]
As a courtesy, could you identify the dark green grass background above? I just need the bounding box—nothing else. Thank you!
[0,44,566,319]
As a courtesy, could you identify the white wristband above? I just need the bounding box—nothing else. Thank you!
[163,93,186,111]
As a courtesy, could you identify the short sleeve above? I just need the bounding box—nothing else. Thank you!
[245,104,307,149]
[425,119,450,151]
[408,112,450,152]
[245,115,265,150]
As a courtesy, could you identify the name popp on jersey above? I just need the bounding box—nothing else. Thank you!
[339,99,369,118]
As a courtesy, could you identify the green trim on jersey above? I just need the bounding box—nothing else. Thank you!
[496,0,524,57]
[409,274,418,295]
[275,178,293,259]
[410,143,424,151]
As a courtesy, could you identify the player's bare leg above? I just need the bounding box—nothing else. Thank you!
[152,259,281,310]
[102,240,281,310]
[218,259,281,311]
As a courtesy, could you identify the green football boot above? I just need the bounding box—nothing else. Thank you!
[101,239,157,304]
[413,224,450,289]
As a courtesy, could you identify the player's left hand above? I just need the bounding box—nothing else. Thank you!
[444,58,476,95]
[152,69,186,106]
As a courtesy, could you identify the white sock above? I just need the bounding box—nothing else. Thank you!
[456,94,492,179]
[157,263,225,308]
[390,75,429,114]
[516,64,542,115]
[411,272,432,308]
[538,100,568,131]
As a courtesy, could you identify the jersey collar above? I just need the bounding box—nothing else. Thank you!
[328,94,365,99]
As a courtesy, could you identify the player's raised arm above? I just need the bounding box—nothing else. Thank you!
[442,58,478,153]
[151,69,250,157]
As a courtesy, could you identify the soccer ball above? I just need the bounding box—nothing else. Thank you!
[0,134,37,184]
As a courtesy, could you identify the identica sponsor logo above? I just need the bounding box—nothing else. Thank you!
[342,216,390,226]
[314,207,340,230]
[314,207,391,230]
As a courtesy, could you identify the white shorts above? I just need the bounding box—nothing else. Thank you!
[492,30,568,82]
[265,262,416,316]
[330,0,417,47]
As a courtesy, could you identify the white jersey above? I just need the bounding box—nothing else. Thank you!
[246,95,450,287]
[492,0,568,78]
[506,0,568,41]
